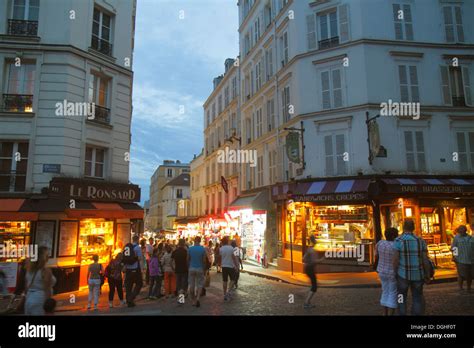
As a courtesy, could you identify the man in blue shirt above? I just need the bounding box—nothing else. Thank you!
[124,235,143,307]
[187,236,207,308]
[393,219,430,315]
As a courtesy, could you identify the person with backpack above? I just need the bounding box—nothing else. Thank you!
[123,235,143,308]
[392,219,431,315]
[87,254,102,311]
[161,245,176,298]
[148,249,163,299]
[106,252,126,308]
[172,239,188,300]
[452,225,472,292]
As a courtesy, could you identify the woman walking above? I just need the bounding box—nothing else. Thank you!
[87,254,103,310]
[106,252,126,308]
[148,249,163,299]
[25,246,56,315]
[303,235,318,309]
[375,227,399,315]
[161,245,176,298]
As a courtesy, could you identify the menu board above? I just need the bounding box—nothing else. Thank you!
[58,221,78,257]
[35,221,56,257]
[116,223,131,250]
[0,262,18,289]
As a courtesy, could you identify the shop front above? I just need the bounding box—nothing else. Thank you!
[0,178,143,294]
[378,177,474,270]
[272,179,376,273]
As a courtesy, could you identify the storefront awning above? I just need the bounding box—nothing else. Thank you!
[228,191,270,211]
[0,199,39,221]
[272,179,371,203]
[381,177,474,194]
[65,202,144,219]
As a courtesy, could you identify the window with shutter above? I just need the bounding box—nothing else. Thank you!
[404,131,416,171]
[332,69,343,108]
[335,134,347,175]
[443,6,464,43]
[393,4,413,41]
[462,66,472,106]
[398,65,419,102]
[321,67,344,109]
[456,132,474,172]
[404,130,426,172]
[325,135,334,176]
[440,66,452,105]
[306,14,316,50]
[321,71,331,109]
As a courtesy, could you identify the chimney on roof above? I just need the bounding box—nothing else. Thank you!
[225,58,236,73]
[213,75,224,90]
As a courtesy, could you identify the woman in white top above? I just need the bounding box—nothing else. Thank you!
[25,246,56,315]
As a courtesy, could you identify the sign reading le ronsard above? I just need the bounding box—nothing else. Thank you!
[49,178,141,203]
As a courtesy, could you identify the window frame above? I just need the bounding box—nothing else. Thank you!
[0,141,29,192]
[84,145,106,179]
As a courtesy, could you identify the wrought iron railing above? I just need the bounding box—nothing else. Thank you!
[8,19,38,36]
[2,94,34,113]
[91,36,113,56]
[88,105,111,125]
[318,36,339,50]
[452,96,466,107]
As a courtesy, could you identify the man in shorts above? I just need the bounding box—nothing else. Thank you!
[218,236,239,301]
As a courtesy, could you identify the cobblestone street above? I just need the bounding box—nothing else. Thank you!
[51,271,474,316]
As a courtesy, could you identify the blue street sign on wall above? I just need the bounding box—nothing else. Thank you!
[43,164,61,174]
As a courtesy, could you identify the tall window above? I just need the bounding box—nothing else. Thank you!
[92,8,113,56]
[257,156,264,187]
[398,65,419,102]
[254,16,261,43]
[212,103,216,120]
[255,61,262,91]
[404,130,426,172]
[315,5,349,49]
[440,66,472,107]
[84,146,105,178]
[281,86,291,123]
[280,31,288,67]
[266,98,275,132]
[167,168,173,177]
[264,1,272,28]
[393,4,414,40]
[321,68,343,109]
[176,189,183,199]
[4,62,35,112]
[231,77,237,100]
[206,110,210,127]
[246,117,252,144]
[0,141,28,192]
[324,134,347,176]
[456,131,474,172]
[218,95,223,114]
[9,0,39,36]
[265,47,273,81]
[88,74,110,107]
[443,5,464,43]
[256,108,263,138]
[269,150,277,184]
[224,86,230,108]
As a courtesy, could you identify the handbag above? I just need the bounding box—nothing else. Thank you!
[13,269,39,314]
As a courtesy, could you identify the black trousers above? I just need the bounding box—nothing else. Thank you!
[125,269,143,304]
[108,277,124,301]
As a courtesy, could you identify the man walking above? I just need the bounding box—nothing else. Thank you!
[393,219,430,315]
[123,235,143,308]
[187,236,207,307]
[172,238,188,300]
[218,236,239,301]
[452,225,472,292]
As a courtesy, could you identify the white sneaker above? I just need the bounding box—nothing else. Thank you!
[109,301,113,308]
[87,304,91,310]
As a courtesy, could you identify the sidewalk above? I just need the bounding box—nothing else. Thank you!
[241,260,458,288]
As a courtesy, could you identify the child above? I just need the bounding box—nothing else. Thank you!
[148,249,163,299]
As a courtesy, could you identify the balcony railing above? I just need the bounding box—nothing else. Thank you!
[91,36,113,56]
[2,94,34,113]
[318,36,340,50]
[88,105,111,125]
[8,19,38,36]
[452,96,466,107]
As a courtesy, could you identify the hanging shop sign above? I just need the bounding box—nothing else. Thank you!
[49,178,141,203]
[388,184,471,194]
[286,132,301,164]
[291,192,368,203]
[368,120,381,160]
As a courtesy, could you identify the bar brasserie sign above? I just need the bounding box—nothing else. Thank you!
[49,178,140,202]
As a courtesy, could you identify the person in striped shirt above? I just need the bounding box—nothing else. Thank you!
[452,225,472,292]
[392,219,430,316]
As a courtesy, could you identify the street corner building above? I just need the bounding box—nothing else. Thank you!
[183,0,474,275]
[0,0,142,294]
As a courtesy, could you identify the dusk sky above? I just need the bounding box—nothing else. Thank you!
[129,0,239,204]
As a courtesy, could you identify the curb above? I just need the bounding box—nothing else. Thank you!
[241,269,457,289]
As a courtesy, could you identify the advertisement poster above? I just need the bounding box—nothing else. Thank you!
[35,221,56,257]
[0,262,18,289]
[58,221,78,257]
[116,223,131,250]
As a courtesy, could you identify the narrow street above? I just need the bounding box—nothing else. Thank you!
[51,271,473,316]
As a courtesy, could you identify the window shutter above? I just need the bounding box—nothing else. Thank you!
[454,6,464,42]
[409,66,419,102]
[457,132,468,172]
[338,4,349,43]
[321,71,331,109]
[443,6,455,42]
[306,14,316,50]
[462,66,472,106]
[403,4,413,40]
[271,0,276,19]
[469,132,474,171]
[335,134,346,175]
[393,4,403,40]
[404,131,416,171]
[332,69,343,108]
[415,131,426,171]
[440,66,452,105]
[324,135,334,176]
[398,65,409,102]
